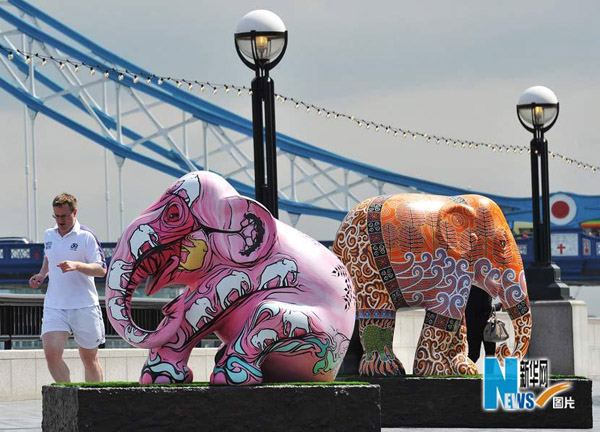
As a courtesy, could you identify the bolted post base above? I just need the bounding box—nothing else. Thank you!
[526,263,570,301]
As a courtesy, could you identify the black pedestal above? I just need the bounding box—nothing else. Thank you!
[42,383,381,432]
[339,376,592,429]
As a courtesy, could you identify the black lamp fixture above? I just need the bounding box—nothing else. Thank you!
[235,10,288,219]
[517,86,570,300]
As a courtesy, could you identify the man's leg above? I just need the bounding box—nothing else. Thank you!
[42,331,71,382]
[78,347,103,382]
[71,305,105,382]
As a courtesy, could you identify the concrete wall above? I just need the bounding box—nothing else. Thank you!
[2,313,600,402]
[0,348,218,402]
[589,318,600,380]
[571,301,591,376]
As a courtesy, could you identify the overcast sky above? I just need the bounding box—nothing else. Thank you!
[1,0,599,243]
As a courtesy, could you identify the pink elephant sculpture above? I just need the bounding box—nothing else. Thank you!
[106,171,355,385]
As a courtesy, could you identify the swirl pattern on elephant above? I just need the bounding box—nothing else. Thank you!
[334,193,532,377]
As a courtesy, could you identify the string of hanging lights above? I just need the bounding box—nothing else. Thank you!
[1,45,597,174]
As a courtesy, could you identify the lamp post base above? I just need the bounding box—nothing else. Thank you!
[525,263,570,301]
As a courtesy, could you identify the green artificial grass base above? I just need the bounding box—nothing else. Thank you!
[53,380,370,388]
[53,373,587,388]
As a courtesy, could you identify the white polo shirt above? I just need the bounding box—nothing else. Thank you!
[43,220,106,309]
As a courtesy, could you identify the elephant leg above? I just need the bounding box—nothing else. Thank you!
[138,324,215,384]
[413,311,476,376]
[211,301,348,385]
[210,340,265,386]
[448,320,478,375]
[358,315,405,376]
[140,341,195,384]
[334,203,405,376]
[210,301,286,386]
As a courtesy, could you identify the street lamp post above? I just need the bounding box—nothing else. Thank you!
[517,86,570,300]
[235,10,288,219]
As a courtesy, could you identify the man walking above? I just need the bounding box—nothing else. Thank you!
[29,193,106,382]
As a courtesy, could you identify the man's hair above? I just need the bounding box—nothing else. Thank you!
[52,193,77,212]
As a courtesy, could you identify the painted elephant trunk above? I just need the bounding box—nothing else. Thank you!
[106,278,185,349]
[105,219,189,348]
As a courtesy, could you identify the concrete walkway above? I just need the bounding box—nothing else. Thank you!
[0,399,41,431]
[1,388,597,431]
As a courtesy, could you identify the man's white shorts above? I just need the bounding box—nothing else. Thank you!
[41,305,106,349]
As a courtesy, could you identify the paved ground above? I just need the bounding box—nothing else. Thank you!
[1,387,598,431]
[0,399,42,432]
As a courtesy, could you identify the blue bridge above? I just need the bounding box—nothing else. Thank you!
[1,232,599,284]
[0,0,598,281]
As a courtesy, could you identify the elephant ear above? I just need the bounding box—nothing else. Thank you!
[209,196,277,265]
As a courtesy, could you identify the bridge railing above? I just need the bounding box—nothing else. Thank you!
[516,230,600,280]
[0,243,45,284]
[0,234,598,284]
[0,242,116,283]
[0,242,337,283]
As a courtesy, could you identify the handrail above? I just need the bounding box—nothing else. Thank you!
[0,293,174,349]
[0,293,168,308]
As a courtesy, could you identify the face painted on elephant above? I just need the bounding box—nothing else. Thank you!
[106,171,355,385]
[129,224,158,260]
[334,193,532,377]
[178,237,209,272]
[106,172,277,347]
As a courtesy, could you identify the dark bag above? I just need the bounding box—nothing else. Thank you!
[483,310,509,343]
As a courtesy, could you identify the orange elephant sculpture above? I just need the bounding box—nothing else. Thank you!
[333,194,531,376]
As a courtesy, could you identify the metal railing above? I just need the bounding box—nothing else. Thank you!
[0,293,220,349]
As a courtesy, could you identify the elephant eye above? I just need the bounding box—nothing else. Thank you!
[165,204,181,221]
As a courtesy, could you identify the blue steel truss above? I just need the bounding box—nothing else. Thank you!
[0,0,598,234]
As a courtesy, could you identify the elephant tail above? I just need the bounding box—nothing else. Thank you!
[333,201,369,274]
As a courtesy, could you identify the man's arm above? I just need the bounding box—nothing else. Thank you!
[57,261,107,278]
[29,256,49,289]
